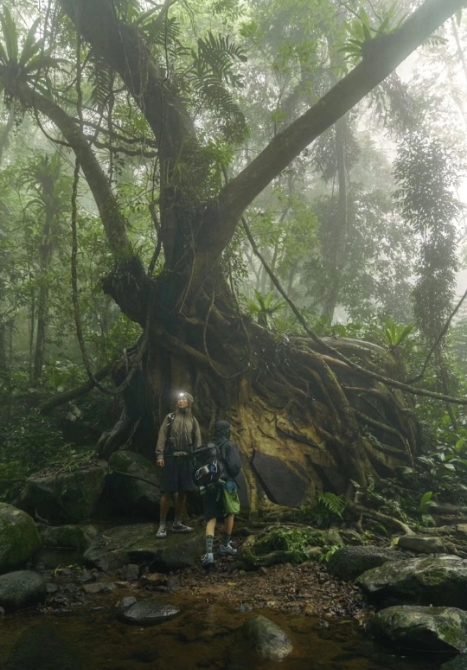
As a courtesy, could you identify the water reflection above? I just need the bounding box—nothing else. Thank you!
[0,599,448,670]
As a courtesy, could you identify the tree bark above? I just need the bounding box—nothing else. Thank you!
[321,117,348,323]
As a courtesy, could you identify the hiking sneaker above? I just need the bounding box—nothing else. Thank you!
[172,521,193,533]
[156,525,167,538]
[201,553,214,567]
[218,542,237,556]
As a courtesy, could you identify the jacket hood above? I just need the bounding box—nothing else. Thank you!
[214,420,231,439]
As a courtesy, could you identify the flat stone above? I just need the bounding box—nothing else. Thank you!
[84,524,204,572]
[397,535,446,554]
[140,573,168,587]
[243,615,293,661]
[119,601,180,625]
[371,605,467,653]
[118,596,137,612]
[121,564,139,581]
[251,451,308,507]
[357,555,467,608]
[82,582,116,594]
[328,546,403,582]
[0,570,46,611]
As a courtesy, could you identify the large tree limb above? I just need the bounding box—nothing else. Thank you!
[59,0,196,161]
[15,83,131,258]
[213,0,467,249]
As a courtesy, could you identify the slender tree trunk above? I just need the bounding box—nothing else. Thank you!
[0,322,7,375]
[322,117,348,323]
[32,215,53,384]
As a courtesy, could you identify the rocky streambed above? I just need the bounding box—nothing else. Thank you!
[4,456,467,669]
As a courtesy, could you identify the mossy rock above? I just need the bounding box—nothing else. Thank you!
[105,451,161,517]
[38,524,99,551]
[371,605,467,653]
[16,461,108,523]
[357,556,467,608]
[0,570,46,611]
[0,504,41,574]
[328,546,403,582]
[83,523,205,572]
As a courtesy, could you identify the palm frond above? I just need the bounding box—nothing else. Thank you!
[0,6,18,62]
[19,18,41,66]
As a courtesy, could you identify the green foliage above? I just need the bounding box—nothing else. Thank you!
[299,492,346,528]
[419,490,434,514]
[394,133,461,344]
[245,289,286,328]
[190,31,248,142]
[378,318,414,350]
[0,6,62,100]
[340,2,406,64]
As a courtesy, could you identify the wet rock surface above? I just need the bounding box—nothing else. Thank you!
[83,523,205,572]
[397,535,446,554]
[327,545,403,582]
[243,614,293,661]
[356,555,467,608]
[105,451,161,517]
[0,570,46,611]
[16,462,108,523]
[0,504,41,574]
[119,600,180,625]
[37,524,99,551]
[371,605,467,653]
[441,655,467,670]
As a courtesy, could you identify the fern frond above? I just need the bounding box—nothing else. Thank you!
[88,51,112,112]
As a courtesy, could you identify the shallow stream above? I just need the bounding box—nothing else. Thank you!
[0,595,447,670]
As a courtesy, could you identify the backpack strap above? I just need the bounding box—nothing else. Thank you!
[165,412,175,448]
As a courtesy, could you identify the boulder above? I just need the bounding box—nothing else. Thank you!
[0,504,41,574]
[397,535,446,554]
[83,523,205,572]
[38,524,98,551]
[251,451,308,507]
[441,655,467,670]
[328,546,403,582]
[0,570,46,611]
[357,556,467,608]
[371,605,467,653]
[243,615,293,661]
[16,462,108,523]
[118,600,180,625]
[105,451,161,517]
[121,564,139,581]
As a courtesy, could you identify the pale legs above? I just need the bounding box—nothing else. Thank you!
[157,492,191,537]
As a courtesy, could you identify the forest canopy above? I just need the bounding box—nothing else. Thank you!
[1,0,467,512]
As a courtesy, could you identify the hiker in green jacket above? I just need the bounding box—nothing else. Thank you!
[201,420,241,567]
[155,391,202,538]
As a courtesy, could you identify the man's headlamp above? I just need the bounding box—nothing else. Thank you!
[179,392,186,398]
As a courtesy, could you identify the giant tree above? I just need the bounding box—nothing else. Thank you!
[1,0,466,509]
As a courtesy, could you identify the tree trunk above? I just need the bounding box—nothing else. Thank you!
[321,117,348,323]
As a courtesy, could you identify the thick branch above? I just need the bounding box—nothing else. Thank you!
[15,83,132,259]
[39,361,114,413]
[59,0,196,160]
[218,0,467,229]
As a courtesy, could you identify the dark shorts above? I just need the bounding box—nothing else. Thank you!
[161,455,194,493]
